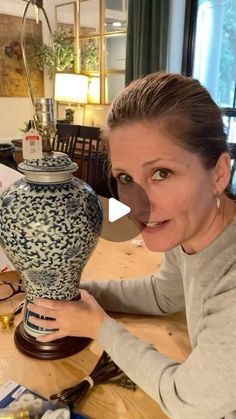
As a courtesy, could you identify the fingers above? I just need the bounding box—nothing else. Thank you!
[36,330,65,342]
[29,316,58,329]
[32,299,63,309]
[27,303,56,319]
[80,289,95,302]
[79,289,89,298]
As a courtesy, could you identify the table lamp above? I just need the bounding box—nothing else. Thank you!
[0,1,103,361]
[54,73,88,124]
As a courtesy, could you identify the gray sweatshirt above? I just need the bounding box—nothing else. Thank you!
[80,216,236,419]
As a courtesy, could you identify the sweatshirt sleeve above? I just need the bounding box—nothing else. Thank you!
[80,250,185,315]
[97,283,236,419]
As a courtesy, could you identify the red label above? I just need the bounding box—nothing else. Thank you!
[25,135,40,141]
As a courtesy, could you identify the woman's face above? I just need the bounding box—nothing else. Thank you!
[109,122,218,253]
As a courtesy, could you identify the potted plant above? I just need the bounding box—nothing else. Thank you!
[32,29,75,78]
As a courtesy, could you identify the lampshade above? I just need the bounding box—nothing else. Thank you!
[54,73,88,104]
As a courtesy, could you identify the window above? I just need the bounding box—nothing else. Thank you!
[182,0,236,190]
[182,0,236,109]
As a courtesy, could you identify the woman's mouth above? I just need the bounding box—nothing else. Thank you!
[129,215,170,233]
[145,221,163,228]
[142,220,170,232]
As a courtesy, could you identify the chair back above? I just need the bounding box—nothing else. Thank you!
[52,124,80,159]
[52,124,111,196]
[75,125,110,197]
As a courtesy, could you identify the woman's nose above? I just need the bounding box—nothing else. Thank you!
[131,198,157,222]
[119,185,156,222]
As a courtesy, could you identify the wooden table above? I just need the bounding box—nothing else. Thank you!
[0,238,191,419]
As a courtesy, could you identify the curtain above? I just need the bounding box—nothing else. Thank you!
[125,0,170,85]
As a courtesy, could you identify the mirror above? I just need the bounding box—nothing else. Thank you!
[55,1,77,71]
[80,38,100,72]
[105,34,126,71]
[105,73,125,104]
[78,0,128,104]
[80,0,100,35]
[105,0,128,33]
[56,2,76,36]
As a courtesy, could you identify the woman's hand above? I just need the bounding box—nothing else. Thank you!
[27,289,110,342]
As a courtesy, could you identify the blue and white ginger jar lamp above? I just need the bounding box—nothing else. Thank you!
[0,152,103,359]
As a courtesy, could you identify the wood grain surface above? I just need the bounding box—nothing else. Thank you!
[0,237,191,419]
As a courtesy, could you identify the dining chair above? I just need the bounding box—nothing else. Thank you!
[52,124,80,160]
[74,125,111,197]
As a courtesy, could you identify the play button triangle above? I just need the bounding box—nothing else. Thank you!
[108,198,131,223]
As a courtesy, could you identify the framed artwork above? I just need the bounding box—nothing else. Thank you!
[0,13,44,97]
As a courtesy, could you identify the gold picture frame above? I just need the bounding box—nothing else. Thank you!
[0,13,44,97]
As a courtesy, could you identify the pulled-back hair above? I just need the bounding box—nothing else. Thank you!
[106,72,228,170]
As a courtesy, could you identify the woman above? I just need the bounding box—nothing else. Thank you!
[28,73,236,419]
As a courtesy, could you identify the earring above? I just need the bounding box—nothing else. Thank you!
[216,196,221,209]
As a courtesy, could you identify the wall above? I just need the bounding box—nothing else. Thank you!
[0,1,33,140]
[0,99,33,140]
[0,0,57,140]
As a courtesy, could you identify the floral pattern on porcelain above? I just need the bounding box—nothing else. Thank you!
[23,153,73,168]
[0,150,103,337]
[0,177,102,302]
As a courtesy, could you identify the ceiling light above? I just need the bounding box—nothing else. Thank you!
[112,22,122,27]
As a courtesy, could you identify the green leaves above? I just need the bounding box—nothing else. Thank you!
[32,30,75,78]
[81,39,99,72]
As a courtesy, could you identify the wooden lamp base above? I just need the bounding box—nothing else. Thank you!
[14,322,91,360]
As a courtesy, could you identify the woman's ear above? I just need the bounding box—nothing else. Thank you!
[213,152,232,193]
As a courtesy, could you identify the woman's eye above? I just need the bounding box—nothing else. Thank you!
[151,168,171,180]
[116,173,133,185]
